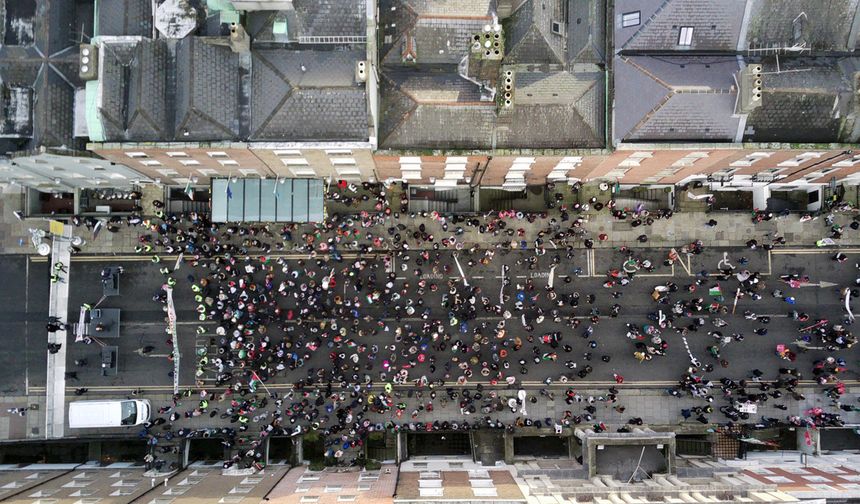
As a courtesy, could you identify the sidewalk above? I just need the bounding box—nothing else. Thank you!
[2,189,859,255]
[46,227,72,439]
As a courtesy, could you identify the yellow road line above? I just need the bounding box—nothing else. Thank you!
[772,248,860,255]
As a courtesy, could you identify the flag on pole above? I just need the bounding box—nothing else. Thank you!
[249,370,268,394]
[249,371,261,393]
[184,179,194,200]
[225,177,233,200]
[708,284,722,297]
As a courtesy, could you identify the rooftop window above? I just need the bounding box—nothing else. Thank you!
[621,11,640,28]
[679,26,693,46]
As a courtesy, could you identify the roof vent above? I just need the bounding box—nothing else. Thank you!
[229,23,250,53]
[355,61,367,83]
[502,70,515,109]
[736,64,763,114]
[79,44,99,81]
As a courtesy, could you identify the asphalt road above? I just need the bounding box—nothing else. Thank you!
[17,245,860,402]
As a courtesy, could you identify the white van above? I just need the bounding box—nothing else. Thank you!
[68,399,151,429]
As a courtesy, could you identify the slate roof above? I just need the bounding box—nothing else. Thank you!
[381,16,488,66]
[378,0,607,149]
[505,0,566,65]
[174,37,241,141]
[97,0,152,37]
[97,41,138,141]
[247,0,367,42]
[497,67,604,148]
[379,78,497,149]
[619,0,746,52]
[127,40,170,139]
[612,0,860,144]
[745,0,859,52]
[250,49,368,141]
[292,0,366,37]
[743,58,860,143]
[613,56,741,143]
[568,0,606,65]
[401,0,494,17]
[616,0,860,53]
[95,38,370,143]
[384,70,485,103]
[0,0,86,155]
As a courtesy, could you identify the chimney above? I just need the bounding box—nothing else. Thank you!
[229,23,251,53]
[467,24,504,85]
[736,64,763,114]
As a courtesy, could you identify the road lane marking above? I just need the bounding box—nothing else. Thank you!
[29,378,858,394]
[773,248,860,254]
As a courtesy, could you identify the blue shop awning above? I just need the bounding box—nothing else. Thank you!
[211,178,325,223]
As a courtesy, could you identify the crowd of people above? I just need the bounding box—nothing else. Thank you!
[64,182,859,468]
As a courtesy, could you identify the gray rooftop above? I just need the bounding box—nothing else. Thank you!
[379,65,604,149]
[96,0,153,37]
[613,0,860,145]
[248,0,366,42]
[174,37,242,141]
[743,57,859,143]
[505,0,567,65]
[618,0,746,52]
[616,0,860,53]
[0,0,89,155]
[568,0,607,65]
[378,0,607,149]
[613,56,741,143]
[401,0,495,17]
[381,16,489,66]
[745,0,860,52]
[95,37,370,143]
[251,49,367,141]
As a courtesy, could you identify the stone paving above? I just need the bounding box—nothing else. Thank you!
[3,183,860,256]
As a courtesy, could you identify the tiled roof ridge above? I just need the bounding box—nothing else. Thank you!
[391,73,492,105]
[46,63,76,90]
[128,108,165,137]
[249,52,295,139]
[626,91,674,138]
[378,73,419,145]
[416,14,494,20]
[251,88,294,138]
[761,87,835,95]
[380,71,418,105]
[574,78,601,137]
[98,105,125,132]
[620,0,673,51]
[568,102,602,143]
[178,41,237,139]
[184,108,238,138]
[254,49,357,90]
[621,56,673,90]
[378,0,420,64]
[536,2,566,66]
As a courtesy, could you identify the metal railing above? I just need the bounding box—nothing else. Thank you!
[166,287,180,394]
[297,35,366,44]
